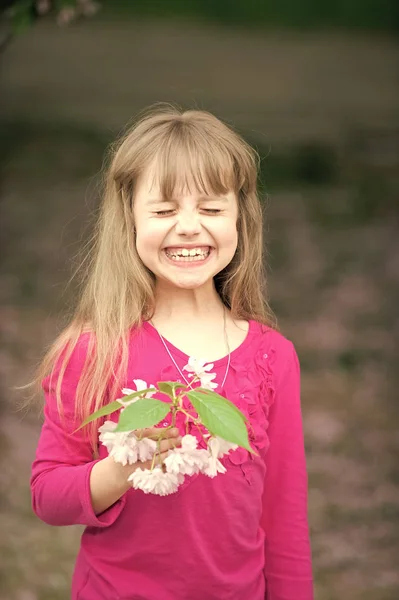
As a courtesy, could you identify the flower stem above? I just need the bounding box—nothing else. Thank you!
[178,406,197,422]
[195,423,211,448]
[151,439,161,471]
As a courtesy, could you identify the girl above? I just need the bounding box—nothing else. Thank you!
[31,106,314,600]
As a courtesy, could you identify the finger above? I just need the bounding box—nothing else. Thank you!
[154,427,180,438]
[159,436,182,453]
[152,449,174,466]
[134,449,174,472]
[137,427,180,440]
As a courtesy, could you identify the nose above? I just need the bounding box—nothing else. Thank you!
[175,210,201,236]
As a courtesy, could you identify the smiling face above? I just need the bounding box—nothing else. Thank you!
[133,167,239,292]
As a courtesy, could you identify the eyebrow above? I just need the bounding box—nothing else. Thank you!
[146,195,229,206]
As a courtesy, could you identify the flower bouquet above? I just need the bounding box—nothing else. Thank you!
[80,357,254,496]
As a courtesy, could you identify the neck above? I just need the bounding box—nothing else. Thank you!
[152,280,226,325]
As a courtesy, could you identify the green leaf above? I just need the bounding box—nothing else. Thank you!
[196,388,248,421]
[115,398,171,432]
[187,390,253,452]
[120,387,157,402]
[157,381,186,398]
[77,400,122,430]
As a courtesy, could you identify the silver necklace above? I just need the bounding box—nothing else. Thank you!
[151,307,231,389]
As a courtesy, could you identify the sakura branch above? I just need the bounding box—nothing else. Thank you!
[80,360,254,496]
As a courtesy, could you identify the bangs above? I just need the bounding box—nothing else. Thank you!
[148,121,244,200]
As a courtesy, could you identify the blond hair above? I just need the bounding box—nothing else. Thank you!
[34,104,276,451]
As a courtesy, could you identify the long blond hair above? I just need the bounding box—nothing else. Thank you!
[34,105,276,450]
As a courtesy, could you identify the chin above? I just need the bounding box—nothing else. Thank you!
[173,278,209,289]
[160,272,212,289]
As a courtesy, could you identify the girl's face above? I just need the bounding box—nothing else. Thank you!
[133,168,238,291]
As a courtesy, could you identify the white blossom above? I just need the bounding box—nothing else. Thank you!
[99,421,139,466]
[164,435,209,477]
[183,357,214,378]
[128,466,184,496]
[110,442,138,466]
[98,420,156,466]
[203,434,238,458]
[201,454,227,478]
[120,379,156,409]
[200,436,234,478]
[198,372,218,390]
[180,434,198,452]
[136,437,157,462]
[209,436,238,458]
[98,420,129,452]
[183,357,218,389]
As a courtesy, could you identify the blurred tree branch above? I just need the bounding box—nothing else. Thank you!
[0,0,100,52]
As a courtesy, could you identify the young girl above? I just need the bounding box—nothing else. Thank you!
[31,106,314,600]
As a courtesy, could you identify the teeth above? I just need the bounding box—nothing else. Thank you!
[167,247,208,257]
[164,247,211,261]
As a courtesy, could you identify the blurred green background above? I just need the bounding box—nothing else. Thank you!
[1,1,398,599]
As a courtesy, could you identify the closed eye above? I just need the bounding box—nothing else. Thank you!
[154,209,222,216]
[154,210,175,216]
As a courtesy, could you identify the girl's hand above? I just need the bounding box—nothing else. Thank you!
[90,428,182,513]
[90,427,181,515]
[109,427,182,488]
[136,426,182,468]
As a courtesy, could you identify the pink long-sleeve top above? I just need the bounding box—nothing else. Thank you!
[31,320,313,600]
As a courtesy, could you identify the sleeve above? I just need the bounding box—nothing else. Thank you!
[30,334,127,527]
[261,342,314,600]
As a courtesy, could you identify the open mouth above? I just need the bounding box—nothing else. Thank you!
[163,246,212,263]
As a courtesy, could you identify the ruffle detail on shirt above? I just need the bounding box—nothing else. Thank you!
[158,329,277,474]
[222,332,276,469]
[159,364,187,387]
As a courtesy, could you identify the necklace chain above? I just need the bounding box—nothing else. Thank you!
[151,308,231,389]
